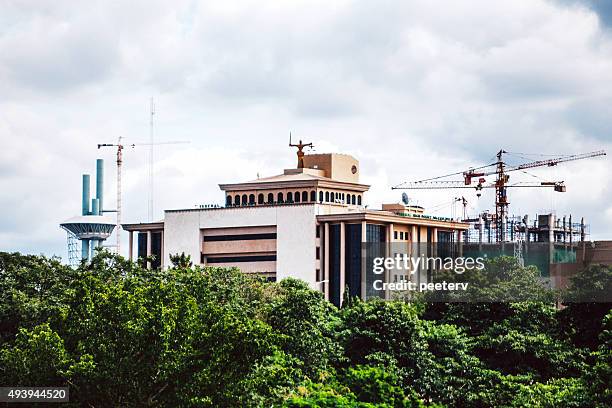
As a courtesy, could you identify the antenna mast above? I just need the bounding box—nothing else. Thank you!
[116,137,123,254]
[148,97,155,222]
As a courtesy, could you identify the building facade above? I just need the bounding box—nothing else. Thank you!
[123,152,469,305]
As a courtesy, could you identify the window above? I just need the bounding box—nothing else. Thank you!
[226,196,232,206]
[310,191,316,202]
[234,195,240,206]
[257,193,264,204]
[400,232,404,240]
[325,191,330,202]
[394,231,398,240]
[319,191,324,202]
[302,191,308,202]
[203,233,276,242]
[249,194,255,205]
[207,254,277,263]
[277,192,284,203]
[287,192,293,203]
[294,191,300,203]
[357,195,362,205]
[241,194,248,205]
[267,193,274,203]
[316,247,320,260]
[316,225,320,238]
[352,194,356,205]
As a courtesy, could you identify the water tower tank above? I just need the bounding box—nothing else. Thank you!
[60,159,115,263]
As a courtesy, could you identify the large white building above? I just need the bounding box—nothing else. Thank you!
[123,150,468,305]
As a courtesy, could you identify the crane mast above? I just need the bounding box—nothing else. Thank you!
[495,149,509,242]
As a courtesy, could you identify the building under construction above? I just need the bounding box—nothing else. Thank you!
[394,148,605,243]
[464,213,588,245]
[393,148,607,282]
[458,212,591,281]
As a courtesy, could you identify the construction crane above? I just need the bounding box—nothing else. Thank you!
[97,137,189,254]
[393,149,606,242]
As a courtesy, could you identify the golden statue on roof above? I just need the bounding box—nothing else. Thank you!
[289,132,313,168]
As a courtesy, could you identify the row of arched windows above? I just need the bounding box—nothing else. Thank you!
[320,191,362,205]
[225,190,362,207]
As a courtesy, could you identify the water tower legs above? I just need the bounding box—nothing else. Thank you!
[81,239,90,260]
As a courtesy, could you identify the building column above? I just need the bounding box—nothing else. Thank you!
[361,221,367,300]
[128,231,133,261]
[160,230,164,269]
[385,224,392,300]
[339,222,346,305]
[432,227,438,259]
[146,230,152,269]
[324,222,330,301]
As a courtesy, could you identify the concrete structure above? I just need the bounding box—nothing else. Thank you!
[123,152,469,305]
[60,159,115,265]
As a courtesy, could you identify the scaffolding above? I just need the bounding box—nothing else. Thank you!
[464,213,588,244]
[64,229,80,268]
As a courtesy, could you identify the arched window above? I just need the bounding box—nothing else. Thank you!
[234,195,240,206]
[267,193,274,204]
[302,191,309,202]
[357,195,362,205]
[310,191,316,202]
[335,192,339,200]
[278,192,284,203]
[226,196,232,206]
[352,194,356,205]
[287,192,293,203]
[258,193,264,204]
[319,191,323,202]
[249,194,255,205]
[341,193,345,202]
[294,191,300,203]
[325,191,330,202]
[241,194,248,205]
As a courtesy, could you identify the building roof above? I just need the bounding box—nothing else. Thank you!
[122,222,164,232]
[219,170,370,192]
[316,209,470,230]
[243,172,330,183]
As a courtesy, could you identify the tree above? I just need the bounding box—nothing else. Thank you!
[263,278,342,378]
[559,264,612,349]
[169,252,193,269]
[0,251,609,407]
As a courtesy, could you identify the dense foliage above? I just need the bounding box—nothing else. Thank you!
[0,251,610,407]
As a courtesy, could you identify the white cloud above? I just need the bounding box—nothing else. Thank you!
[1,0,611,259]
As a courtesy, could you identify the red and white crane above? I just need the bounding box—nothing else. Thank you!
[393,149,606,242]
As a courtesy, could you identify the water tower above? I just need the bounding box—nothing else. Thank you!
[60,159,115,265]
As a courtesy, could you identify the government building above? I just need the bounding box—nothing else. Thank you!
[123,146,469,306]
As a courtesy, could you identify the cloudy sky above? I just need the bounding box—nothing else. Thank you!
[1,0,611,258]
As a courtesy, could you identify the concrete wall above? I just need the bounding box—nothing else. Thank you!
[276,205,317,286]
[302,153,360,183]
[163,204,318,288]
